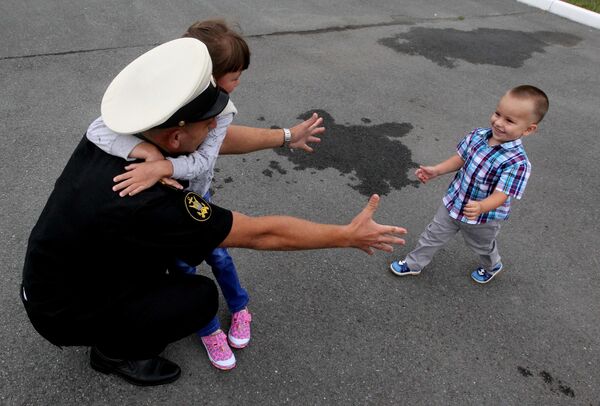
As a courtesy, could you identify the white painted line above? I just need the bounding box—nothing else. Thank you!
[517,0,600,29]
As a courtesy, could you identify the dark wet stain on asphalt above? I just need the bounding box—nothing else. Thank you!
[378,28,581,68]
[518,367,575,398]
[272,110,418,196]
[517,366,533,377]
[540,370,553,384]
[269,161,287,175]
[262,162,287,178]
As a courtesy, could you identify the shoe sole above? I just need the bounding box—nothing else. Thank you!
[228,334,250,349]
[201,342,236,371]
[208,360,236,371]
[90,358,181,386]
[204,351,236,370]
[472,265,504,284]
[389,263,421,276]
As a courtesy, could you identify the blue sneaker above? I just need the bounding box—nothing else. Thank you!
[389,260,421,276]
[471,263,503,284]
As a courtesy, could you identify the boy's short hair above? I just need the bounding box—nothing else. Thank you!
[509,85,549,123]
[183,19,250,80]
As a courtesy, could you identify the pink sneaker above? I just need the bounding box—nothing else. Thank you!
[228,309,252,349]
[200,330,236,370]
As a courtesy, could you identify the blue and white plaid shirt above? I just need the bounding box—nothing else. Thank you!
[443,128,531,224]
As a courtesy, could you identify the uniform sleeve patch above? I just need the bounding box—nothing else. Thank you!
[184,192,212,222]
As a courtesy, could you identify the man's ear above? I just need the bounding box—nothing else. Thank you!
[165,128,184,149]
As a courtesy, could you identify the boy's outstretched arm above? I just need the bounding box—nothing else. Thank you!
[464,190,509,220]
[220,112,325,154]
[221,194,407,255]
[416,154,465,184]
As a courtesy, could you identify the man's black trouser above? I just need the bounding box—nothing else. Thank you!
[22,273,218,360]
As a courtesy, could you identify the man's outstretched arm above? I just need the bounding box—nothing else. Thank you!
[221,195,407,255]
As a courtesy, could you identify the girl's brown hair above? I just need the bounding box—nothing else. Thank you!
[183,19,250,80]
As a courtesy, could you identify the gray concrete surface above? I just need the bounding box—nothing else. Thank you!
[1,1,599,404]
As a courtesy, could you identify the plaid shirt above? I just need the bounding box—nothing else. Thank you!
[443,128,531,224]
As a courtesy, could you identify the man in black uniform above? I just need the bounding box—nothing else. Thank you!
[21,38,406,386]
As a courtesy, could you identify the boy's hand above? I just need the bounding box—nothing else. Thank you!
[113,160,180,197]
[415,166,439,183]
[463,200,482,221]
[289,112,325,153]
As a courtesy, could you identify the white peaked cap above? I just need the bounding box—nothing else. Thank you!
[101,38,228,134]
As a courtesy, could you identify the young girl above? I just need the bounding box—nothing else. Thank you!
[86,19,324,370]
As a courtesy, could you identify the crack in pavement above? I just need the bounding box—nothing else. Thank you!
[1,11,535,61]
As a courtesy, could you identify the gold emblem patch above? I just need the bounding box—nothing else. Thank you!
[184,192,212,222]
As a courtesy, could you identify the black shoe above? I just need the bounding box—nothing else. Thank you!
[90,347,181,386]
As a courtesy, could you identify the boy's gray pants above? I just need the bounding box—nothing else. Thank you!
[405,204,502,272]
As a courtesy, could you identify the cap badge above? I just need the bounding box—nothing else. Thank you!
[184,192,212,222]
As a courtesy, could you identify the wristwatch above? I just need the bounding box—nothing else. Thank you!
[282,128,291,148]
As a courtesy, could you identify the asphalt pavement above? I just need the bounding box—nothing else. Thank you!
[1,0,599,404]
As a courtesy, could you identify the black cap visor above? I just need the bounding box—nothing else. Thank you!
[156,82,229,129]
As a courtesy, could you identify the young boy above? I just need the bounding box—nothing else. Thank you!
[390,85,549,283]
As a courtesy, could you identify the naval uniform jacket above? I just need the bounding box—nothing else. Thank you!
[22,136,233,340]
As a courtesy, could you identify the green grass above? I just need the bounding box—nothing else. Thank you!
[563,0,600,13]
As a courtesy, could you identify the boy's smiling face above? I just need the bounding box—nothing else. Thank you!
[489,93,538,145]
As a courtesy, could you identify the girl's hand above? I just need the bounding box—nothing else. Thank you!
[158,177,184,190]
[130,142,164,162]
[113,160,178,197]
